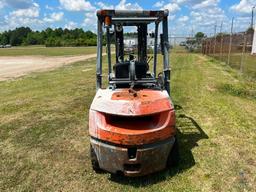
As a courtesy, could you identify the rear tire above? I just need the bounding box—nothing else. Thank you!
[90,145,103,173]
[166,136,180,167]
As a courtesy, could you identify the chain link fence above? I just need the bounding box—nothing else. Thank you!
[202,30,255,78]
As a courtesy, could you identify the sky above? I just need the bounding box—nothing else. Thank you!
[0,0,255,36]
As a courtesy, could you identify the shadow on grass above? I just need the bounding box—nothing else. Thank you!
[108,104,208,187]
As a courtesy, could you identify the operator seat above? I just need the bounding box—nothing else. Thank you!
[114,61,149,79]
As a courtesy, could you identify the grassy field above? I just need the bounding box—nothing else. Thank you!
[230,53,256,78]
[0,50,256,191]
[208,53,256,79]
[0,46,97,56]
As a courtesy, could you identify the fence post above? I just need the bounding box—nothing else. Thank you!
[209,39,212,55]
[228,17,234,66]
[208,38,211,56]
[206,39,208,55]
[219,22,223,61]
[208,38,210,55]
[205,39,208,55]
[240,32,247,73]
[202,39,205,54]
[210,38,213,55]
[213,24,217,57]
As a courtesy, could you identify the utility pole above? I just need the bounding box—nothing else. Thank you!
[251,6,255,29]
[228,17,234,65]
[191,27,194,38]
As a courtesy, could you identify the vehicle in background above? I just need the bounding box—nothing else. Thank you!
[124,45,137,54]
[0,44,12,48]
[179,42,186,46]
[5,44,12,48]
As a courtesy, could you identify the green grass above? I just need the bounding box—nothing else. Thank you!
[208,53,256,79]
[0,46,97,56]
[230,53,256,78]
[0,51,256,191]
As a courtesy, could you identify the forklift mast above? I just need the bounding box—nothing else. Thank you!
[96,10,170,94]
[137,24,148,64]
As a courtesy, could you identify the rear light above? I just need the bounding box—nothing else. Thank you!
[104,16,112,27]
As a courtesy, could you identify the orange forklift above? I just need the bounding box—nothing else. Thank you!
[89,9,179,177]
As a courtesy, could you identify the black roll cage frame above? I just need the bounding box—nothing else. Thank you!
[96,10,171,94]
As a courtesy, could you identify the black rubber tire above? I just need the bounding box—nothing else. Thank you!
[90,145,103,173]
[166,136,180,167]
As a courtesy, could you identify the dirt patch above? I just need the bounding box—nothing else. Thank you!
[0,54,99,81]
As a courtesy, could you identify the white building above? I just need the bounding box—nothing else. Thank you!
[124,37,156,47]
[124,38,137,47]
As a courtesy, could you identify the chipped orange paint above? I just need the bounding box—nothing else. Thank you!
[89,88,176,146]
[90,89,173,116]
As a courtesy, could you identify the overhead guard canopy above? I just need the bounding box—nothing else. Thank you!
[97,10,169,25]
[96,9,170,94]
[97,10,169,18]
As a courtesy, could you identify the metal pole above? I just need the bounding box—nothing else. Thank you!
[106,27,112,79]
[191,27,194,38]
[209,39,212,55]
[219,21,223,61]
[251,6,255,29]
[153,22,159,78]
[209,39,211,55]
[96,19,103,90]
[240,32,247,73]
[204,39,207,55]
[228,17,234,66]
[211,37,214,55]
[163,16,170,94]
[202,39,204,54]
[213,23,217,57]
[115,25,124,63]
[207,39,210,55]
[204,39,208,55]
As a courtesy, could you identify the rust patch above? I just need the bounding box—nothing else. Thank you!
[91,137,174,176]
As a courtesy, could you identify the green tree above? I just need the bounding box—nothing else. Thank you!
[9,27,32,45]
[0,27,98,47]
[0,32,9,45]
[195,32,205,42]
[247,27,254,34]
[24,32,44,45]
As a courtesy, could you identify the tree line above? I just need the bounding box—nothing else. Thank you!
[0,27,98,47]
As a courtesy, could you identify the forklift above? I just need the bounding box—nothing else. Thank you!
[89,9,179,177]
